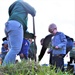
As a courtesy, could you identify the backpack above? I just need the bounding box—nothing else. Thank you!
[65,35,74,53]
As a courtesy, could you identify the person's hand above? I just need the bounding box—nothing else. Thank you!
[20,53,24,58]
[47,50,51,54]
[55,46,59,49]
[6,50,9,52]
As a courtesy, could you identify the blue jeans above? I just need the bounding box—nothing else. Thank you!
[2,20,23,66]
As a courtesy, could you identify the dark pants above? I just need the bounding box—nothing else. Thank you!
[51,54,64,72]
[28,53,37,62]
[67,57,75,73]
[70,57,75,63]
[49,51,52,65]
[20,54,28,60]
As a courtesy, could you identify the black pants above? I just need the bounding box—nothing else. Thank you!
[49,52,52,65]
[70,57,75,63]
[51,54,64,72]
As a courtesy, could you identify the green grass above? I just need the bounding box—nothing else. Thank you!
[0,60,73,75]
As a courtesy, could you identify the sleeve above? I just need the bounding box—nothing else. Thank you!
[38,34,53,61]
[57,33,67,48]
[20,1,36,17]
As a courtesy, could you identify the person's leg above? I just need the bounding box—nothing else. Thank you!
[70,57,74,63]
[56,56,64,72]
[34,54,37,62]
[51,56,56,68]
[33,53,37,62]
[51,55,64,72]
[49,52,52,65]
[24,54,28,60]
[2,20,23,66]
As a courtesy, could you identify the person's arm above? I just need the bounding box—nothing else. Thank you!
[57,33,67,49]
[19,1,36,17]
[38,34,53,61]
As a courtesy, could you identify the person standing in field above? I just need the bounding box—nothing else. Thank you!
[48,23,67,72]
[2,0,36,66]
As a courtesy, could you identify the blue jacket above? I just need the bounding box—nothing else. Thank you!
[50,32,67,55]
[18,38,30,56]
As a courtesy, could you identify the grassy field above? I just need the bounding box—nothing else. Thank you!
[0,60,73,75]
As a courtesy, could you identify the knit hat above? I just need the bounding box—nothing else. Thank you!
[48,23,57,33]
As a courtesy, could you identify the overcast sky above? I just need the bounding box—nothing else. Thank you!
[0,0,75,64]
